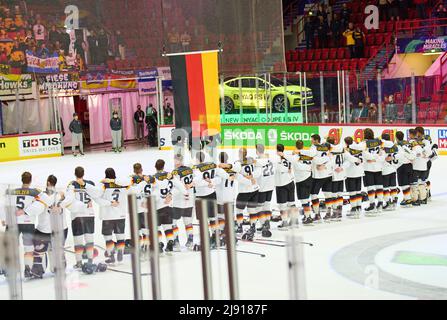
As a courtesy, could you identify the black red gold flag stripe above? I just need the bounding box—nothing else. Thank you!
[169,51,221,138]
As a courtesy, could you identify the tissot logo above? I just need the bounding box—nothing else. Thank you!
[22,138,60,148]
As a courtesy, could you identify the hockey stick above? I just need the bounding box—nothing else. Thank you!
[220,248,266,258]
[254,238,315,247]
[236,238,286,247]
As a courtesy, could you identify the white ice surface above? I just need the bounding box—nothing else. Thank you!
[0,148,446,300]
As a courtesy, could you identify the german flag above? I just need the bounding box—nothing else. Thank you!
[168,50,221,138]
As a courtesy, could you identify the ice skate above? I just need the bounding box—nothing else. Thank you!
[185,235,194,250]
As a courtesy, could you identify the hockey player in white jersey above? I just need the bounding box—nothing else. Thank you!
[327,137,360,221]
[234,148,261,240]
[130,163,154,255]
[344,137,365,218]
[65,166,98,268]
[362,128,386,213]
[28,175,69,279]
[171,154,195,250]
[275,144,297,229]
[395,131,416,207]
[381,134,400,211]
[415,126,435,202]
[5,172,51,279]
[193,151,229,247]
[253,144,274,237]
[150,159,174,254]
[97,168,131,264]
[410,129,432,206]
[309,134,332,222]
[289,140,314,225]
[216,152,237,245]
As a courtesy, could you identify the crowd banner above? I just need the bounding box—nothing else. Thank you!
[25,51,60,73]
[397,36,447,54]
[37,73,80,97]
[80,70,137,94]
[159,124,447,155]
[168,50,221,138]
[0,73,34,101]
[0,132,62,162]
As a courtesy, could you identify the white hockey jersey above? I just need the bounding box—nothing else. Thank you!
[171,166,195,209]
[382,141,400,175]
[234,158,260,194]
[152,171,174,210]
[255,157,275,192]
[396,140,416,166]
[216,166,237,204]
[362,139,385,172]
[35,190,69,234]
[65,180,97,220]
[5,187,50,225]
[193,162,228,197]
[412,138,431,171]
[345,142,365,178]
[287,150,313,183]
[274,155,294,187]
[130,174,155,213]
[98,180,131,221]
[310,143,332,179]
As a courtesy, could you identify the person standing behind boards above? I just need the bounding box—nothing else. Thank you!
[69,113,84,157]
[134,105,145,141]
[110,111,123,153]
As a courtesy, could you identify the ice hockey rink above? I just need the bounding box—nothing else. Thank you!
[0,147,446,300]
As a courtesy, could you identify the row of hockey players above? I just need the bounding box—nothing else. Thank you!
[1,126,436,279]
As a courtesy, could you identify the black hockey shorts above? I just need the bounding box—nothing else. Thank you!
[276,182,296,205]
[72,217,95,236]
[397,163,413,187]
[138,212,147,229]
[363,171,383,188]
[296,176,312,200]
[257,190,273,207]
[17,224,35,247]
[311,177,332,195]
[102,219,126,236]
[172,207,193,220]
[332,180,344,194]
[413,170,427,184]
[33,228,68,250]
[383,172,397,189]
[196,192,217,219]
[345,177,362,193]
[236,191,259,210]
[156,207,173,226]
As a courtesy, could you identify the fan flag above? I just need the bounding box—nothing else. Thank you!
[169,51,221,138]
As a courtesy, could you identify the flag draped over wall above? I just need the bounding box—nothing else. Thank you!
[169,51,221,138]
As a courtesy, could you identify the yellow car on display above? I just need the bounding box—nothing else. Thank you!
[220,76,314,113]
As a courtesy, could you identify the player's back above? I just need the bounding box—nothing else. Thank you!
[311,143,332,179]
[255,157,275,192]
[171,166,194,209]
[100,181,130,220]
[234,158,260,193]
[363,138,383,172]
[382,142,399,175]
[153,171,173,210]
[6,187,42,225]
[289,150,312,183]
[68,180,96,219]
[346,142,364,178]
[193,162,219,197]
[216,166,237,204]
[330,144,346,181]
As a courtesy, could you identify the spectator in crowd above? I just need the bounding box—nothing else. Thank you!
[368,103,378,122]
[379,0,388,20]
[353,26,365,58]
[316,16,329,48]
[116,30,125,60]
[388,0,400,21]
[134,105,145,141]
[340,3,351,29]
[32,18,45,44]
[36,42,49,58]
[415,0,428,19]
[398,0,409,20]
[69,113,84,157]
[87,30,98,65]
[97,29,109,64]
[304,16,314,49]
[331,13,342,47]
[180,30,191,52]
[168,27,180,53]
[343,22,356,58]
[385,94,397,123]
[49,25,59,45]
[435,4,447,35]
[146,104,158,147]
[59,27,70,53]
[316,4,328,24]
[110,111,123,153]
[404,96,415,123]
[358,102,368,122]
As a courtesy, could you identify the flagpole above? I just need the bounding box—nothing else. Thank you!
[162,49,222,57]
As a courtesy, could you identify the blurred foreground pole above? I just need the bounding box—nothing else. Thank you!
[223,202,239,300]
[195,199,213,300]
[146,196,161,300]
[128,193,143,300]
[286,233,307,300]
[49,207,68,300]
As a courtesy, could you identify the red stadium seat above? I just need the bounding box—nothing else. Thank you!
[321,48,329,60]
[306,50,314,60]
[314,49,322,60]
[326,61,334,71]
[349,59,358,70]
[329,49,337,60]
[337,48,346,59]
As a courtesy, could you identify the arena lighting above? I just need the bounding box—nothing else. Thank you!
[422,50,444,56]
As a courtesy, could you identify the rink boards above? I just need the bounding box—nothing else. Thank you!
[159,124,447,155]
